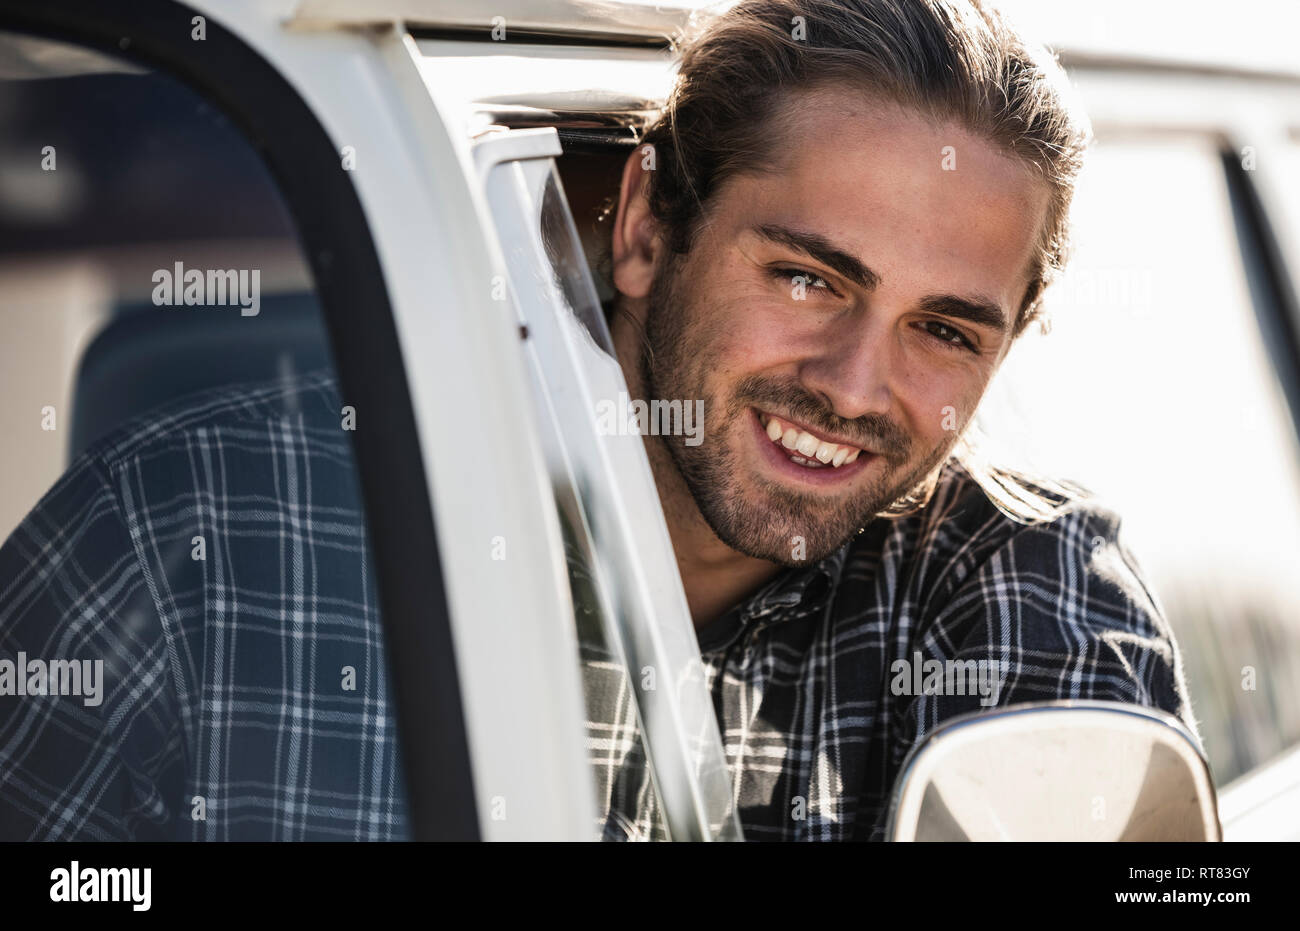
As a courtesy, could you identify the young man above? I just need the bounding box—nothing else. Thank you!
[0,0,1196,841]
[589,0,1196,839]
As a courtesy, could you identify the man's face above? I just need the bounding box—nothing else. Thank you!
[632,88,1050,565]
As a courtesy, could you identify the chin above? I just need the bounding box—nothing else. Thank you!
[701,493,858,566]
[670,426,886,564]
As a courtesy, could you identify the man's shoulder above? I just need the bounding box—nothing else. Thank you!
[88,369,345,472]
[15,368,355,556]
[932,455,1107,533]
[847,457,1140,603]
[850,459,1198,750]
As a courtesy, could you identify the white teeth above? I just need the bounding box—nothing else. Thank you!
[763,413,866,469]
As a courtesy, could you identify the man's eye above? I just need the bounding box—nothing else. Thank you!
[922,320,976,352]
[771,267,833,295]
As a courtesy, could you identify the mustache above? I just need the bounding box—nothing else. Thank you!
[732,375,911,460]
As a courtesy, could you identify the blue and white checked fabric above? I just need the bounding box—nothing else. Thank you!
[691,472,1200,840]
[0,371,1198,841]
[0,372,407,840]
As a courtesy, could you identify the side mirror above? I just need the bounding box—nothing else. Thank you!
[887,701,1221,841]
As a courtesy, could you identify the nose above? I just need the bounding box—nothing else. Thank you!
[797,312,896,422]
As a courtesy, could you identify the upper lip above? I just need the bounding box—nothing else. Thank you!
[755,408,873,454]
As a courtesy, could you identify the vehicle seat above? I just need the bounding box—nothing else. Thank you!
[68,291,330,459]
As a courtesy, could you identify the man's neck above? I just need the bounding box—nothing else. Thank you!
[649,436,785,628]
[609,301,783,628]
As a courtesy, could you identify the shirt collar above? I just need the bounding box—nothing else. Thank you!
[696,532,858,653]
[742,536,851,619]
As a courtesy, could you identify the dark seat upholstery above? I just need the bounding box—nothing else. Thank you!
[69,291,330,459]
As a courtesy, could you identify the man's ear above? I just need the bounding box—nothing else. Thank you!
[611,145,662,300]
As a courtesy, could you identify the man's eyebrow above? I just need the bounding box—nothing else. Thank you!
[754,222,1009,333]
[917,294,1008,333]
[753,223,880,290]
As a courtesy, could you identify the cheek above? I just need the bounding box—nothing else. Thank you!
[718,327,796,374]
[697,290,807,377]
[893,363,989,446]
[693,246,850,370]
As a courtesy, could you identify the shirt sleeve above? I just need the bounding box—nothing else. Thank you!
[0,453,185,840]
[893,502,1201,755]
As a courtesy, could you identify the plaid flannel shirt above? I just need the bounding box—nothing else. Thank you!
[0,372,406,840]
[591,460,1201,841]
[0,371,1199,841]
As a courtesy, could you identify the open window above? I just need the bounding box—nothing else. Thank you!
[0,9,475,840]
[472,126,741,840]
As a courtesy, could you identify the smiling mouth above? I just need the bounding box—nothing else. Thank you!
[758,411,869,469]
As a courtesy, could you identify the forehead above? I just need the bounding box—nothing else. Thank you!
[707,86,1051,309]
